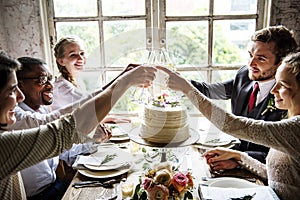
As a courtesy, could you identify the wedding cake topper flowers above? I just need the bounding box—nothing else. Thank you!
[134,162,194,200]
[152,93,180,108]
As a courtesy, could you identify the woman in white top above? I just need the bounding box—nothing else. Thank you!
[0,50,156,199]
[52,35,132,124]
[157,51,300,200]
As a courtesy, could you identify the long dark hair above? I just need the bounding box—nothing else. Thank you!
[0,51,21,91]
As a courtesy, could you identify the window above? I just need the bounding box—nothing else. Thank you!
[45,0,269,115]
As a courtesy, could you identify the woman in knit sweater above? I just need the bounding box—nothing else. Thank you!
[157,51,300,200]
[0,51,156,199]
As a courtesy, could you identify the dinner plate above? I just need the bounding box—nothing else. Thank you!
[81,146,135,171]
[109,135,130,142]
[84,162,130,171]
[106,123,131,141]
[206,177,258,188]
[196,139,234,147]
[106,123,131,137]
[78,167,131,179]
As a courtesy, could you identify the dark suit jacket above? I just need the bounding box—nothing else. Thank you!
[191,65,287,162]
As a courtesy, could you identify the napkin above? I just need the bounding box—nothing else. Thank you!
[72,145,135,169]
[75,155,104,166]
[199,185,280,200]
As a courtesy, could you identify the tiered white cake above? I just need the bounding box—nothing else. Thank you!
[140,94,189,144]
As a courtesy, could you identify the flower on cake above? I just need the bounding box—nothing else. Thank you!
[152,92,180,108]
[134,162,194,200]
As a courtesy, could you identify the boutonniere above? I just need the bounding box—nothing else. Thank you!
[261,97,277,115]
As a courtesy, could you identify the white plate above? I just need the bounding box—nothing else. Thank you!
[109,135,130,142]
[78,167,130,179]
[106,123,132,137]
[81,146,134,171]
[84,162,130,171]
[197,139,233,147]
[206,177,258,188]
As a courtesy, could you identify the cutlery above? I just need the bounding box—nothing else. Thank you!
[72,178,126,188]
[201,176,256,182]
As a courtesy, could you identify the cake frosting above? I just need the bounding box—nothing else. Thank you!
[140,93,189,144]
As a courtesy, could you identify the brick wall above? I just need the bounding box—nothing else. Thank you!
[270,0,300,45]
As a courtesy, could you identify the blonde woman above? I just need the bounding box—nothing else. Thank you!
[157,51,300,200]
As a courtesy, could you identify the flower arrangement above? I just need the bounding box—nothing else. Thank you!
[133,163,194,200]
[261,97,277,115]
[151,93,180,108]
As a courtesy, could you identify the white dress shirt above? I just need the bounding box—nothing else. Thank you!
[255,79,276,106]
[18,102,59,197]
[9,102,96,197]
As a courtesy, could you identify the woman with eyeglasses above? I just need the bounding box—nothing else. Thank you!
[0,50,156,199]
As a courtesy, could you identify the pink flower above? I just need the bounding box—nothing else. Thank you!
[172,172,188,193]
[147,184,169,200]
[142,178,153,190]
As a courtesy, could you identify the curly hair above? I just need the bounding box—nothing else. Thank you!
[251,25,298,65]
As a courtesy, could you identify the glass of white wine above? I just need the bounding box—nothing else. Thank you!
[130,49,156,103]
[121,180,134,200]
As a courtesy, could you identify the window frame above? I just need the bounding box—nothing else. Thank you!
[44,0,271,115]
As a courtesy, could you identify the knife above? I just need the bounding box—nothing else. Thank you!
[72,178,123,188]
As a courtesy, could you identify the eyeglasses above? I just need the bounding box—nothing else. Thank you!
[19,75,53,85]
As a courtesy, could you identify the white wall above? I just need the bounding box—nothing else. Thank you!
[0,0,44,58]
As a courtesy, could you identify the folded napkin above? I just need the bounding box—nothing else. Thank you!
[196,127,239,147]
[72,145,135,169]
[199,185,280,200]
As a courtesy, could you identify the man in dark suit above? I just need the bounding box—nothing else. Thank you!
[192,25,298,169]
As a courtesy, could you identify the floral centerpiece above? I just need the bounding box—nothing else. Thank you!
[151,92,180,108]
[133,162,194,200]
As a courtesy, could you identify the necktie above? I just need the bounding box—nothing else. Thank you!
[248,82,259,112]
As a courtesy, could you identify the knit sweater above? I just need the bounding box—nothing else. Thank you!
[187,89,300,200]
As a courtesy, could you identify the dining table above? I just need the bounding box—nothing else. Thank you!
[61,117,271,200]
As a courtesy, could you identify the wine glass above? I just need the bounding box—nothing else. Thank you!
[130,49,155,103]
[149,48,179,100]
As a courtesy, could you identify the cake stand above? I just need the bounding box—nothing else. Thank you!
[128,127,199,162]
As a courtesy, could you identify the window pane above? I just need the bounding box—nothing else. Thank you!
[166,21,208,65]
[103,21,146,66]
[78,71,102,92]
[211,69,238,83]
[214,0,257,15]
[53,0,97,17]
[213,19,255,65]
[166,0,209,16]
[212,70,238,112]
[107,71,145,113]
[56,21,100,58]
[102,0,145,16]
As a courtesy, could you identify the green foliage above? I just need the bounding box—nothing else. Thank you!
[58,22,243,113]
